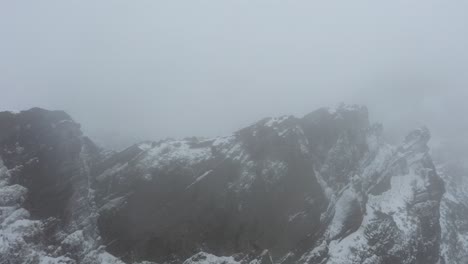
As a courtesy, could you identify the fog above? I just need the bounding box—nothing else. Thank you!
[1,1,468,149]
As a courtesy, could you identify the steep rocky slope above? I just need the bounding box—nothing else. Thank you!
[0,105,461,264]
[432,143,468,264]
[0,108,122,264]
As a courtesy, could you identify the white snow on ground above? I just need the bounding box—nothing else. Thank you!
[235,160,256,190]
[137,142,153,151]
[326,203,371,264]
[38,255,74,264]
[186,170,213,189]
[0,184,28,206]
[262,117,311,154]
[61,230,87,250]
[99,196,127,212]
[438,163,468,263]
[439,199,468,264]
[315,169,334,201]
[96,162,129,182]
[1,208,30,227]
[261,159,287,183]
[212,135,235,148]
[81,248,126,264]
[264,116,291,128]
[212,136,259,190]
[327,167,422,263]
[327,188,359,239]
[0,202,73,264]
[212,136,246,162]
[0,156,126,264]
[360,143,394,183]
[327,104,364,119]
[288,211,306,222]
[94,251,126,264]
[183,252,239,264]
[367,169,419,235]
[299,240,327,263]
[321,128,432,264]
[140,140,212,169]
[0,158,11,187]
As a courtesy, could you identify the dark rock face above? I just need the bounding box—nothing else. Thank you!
[0,105,453,264]
[433,142,468,264]
[95,115,328,262]
[0,108,86,220]
[0,108,113,264]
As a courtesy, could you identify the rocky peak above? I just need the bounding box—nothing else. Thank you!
[0,105,454,264]
[400,126,431,154]
[0,108,87,219]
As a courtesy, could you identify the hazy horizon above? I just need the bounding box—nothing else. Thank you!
[1,1,468,149]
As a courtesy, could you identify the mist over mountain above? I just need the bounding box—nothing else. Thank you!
[2,1,468,149]
[2,1,468,263]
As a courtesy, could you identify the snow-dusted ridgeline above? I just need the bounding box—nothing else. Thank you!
[0,105,463,264]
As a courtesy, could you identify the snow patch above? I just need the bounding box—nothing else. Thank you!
[140,140,212,170]
[0,184,28,206]
[186,170,213,189]
[328,188,359,239]
[138,142,153,151]
[183,252,239,264]
[264,115,291,127]
[96,162,128,182]
[288,211,306,222]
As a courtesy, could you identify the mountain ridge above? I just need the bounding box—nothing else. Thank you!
[0,105,463,264]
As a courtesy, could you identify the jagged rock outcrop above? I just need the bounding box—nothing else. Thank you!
[432,142,468,264]
[0,105,452,264]
[0,109,122,264]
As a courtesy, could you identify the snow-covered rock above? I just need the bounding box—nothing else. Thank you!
[0,106,454,264]
[183,252,239,264]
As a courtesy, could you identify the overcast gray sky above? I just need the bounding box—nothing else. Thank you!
[1,1,468,149]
